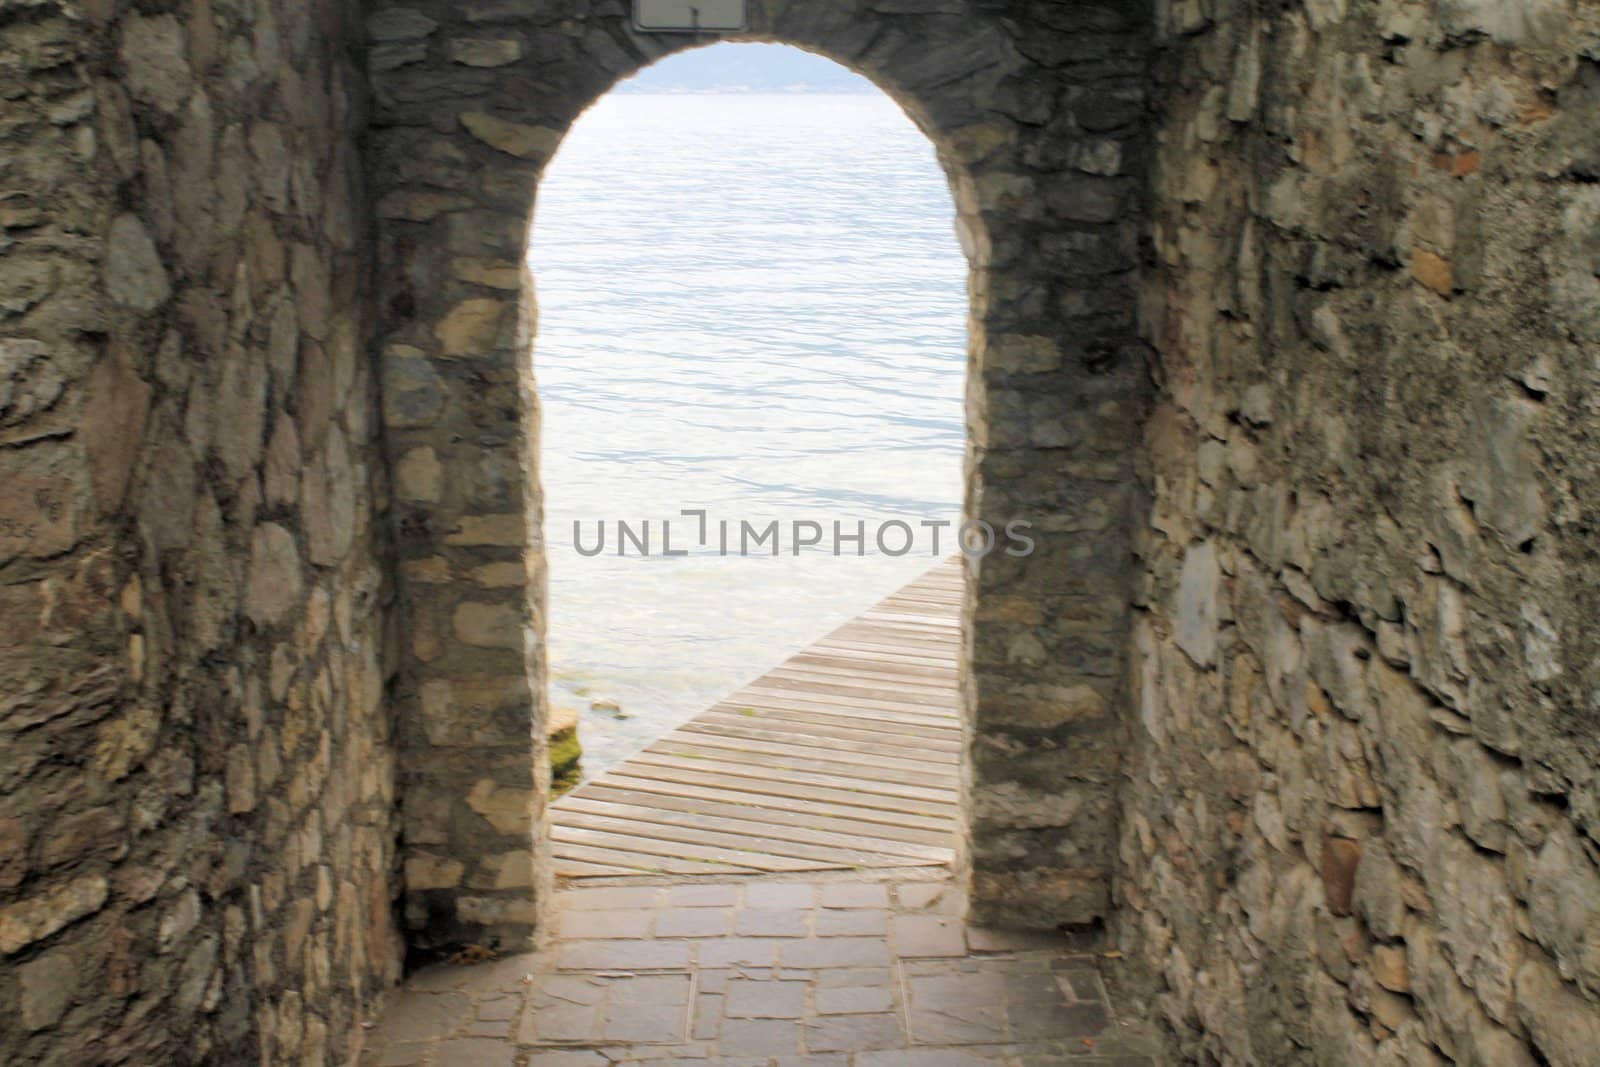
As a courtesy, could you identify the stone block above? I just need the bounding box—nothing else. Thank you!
[0,462,80,564]
[465,778,535,835]
[79,346,151,513]
[452,602,524,649]
[18,949,77,1031]
[0,875,109,954]
[378,190,474,221]
[1174,539,1221,668]
[448,39,524,67]
[39,808,124,868]
[434,297,513,356]
[246,523,304,625]
[119,15,191,115]
[395,447,443,502]
[968,868,1105,928]
[1319,835,1362,917]
[1516,952,1600,1067]
[367,9,439,42]
[459,113,560,160]
[0,818,26,891]
[419,675,532,746]
[382,353,446,428]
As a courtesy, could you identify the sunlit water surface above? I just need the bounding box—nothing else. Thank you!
[532,90,966,776]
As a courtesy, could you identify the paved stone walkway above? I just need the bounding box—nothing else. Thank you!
[360,874,1160,1066]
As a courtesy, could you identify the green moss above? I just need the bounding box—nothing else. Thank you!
[549,732,582,774]
[549,731,582,797]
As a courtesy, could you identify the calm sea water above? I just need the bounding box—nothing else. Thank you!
[530,92,967,776]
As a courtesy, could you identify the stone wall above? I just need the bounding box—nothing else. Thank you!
[1123,0,1600,1062]
[0,1,400,1063]
[367,0,1153,949]
[18,0,1600,1059]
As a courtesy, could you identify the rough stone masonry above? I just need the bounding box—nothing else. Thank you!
[1121,0,1600,1063]
[0,0,1597,1064]
[0,1,400,1064]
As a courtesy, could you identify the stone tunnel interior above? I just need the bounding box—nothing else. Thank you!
[2,0,1599,1064]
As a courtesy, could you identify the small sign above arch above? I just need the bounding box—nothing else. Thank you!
[633,0,747,33]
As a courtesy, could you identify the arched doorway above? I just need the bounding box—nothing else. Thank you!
[371,0,1148,953]
[529,38,970,886]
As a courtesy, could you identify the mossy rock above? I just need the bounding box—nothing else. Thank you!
[548,704,582,796]
[550,730,582,776]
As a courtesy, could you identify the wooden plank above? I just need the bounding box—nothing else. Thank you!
[760,658,960,687]
[579,780,955,841]
[552,856,656,878]
[602,763,958,820]
[888,586,963,599]
[798,624,957,643]
[716,688,960,724]
[803,644,954,663]
[824,622,957,643]
[873,588,963,602]
[631,743,960,808]
[694,706,961,745]
[550,840,760,876]
[676,719,960,764]
[785,643,959,664]
[727,684,960,721]
[702,702,958,742]
[556,800,951,865]
[648,733,960,783]
[552,824,836,873]
[736,668,960,700]
[551,558,965,881]
[757,670,959,703]
[786,650,957,678]
[817,629,956,652]
[688,717,960,759]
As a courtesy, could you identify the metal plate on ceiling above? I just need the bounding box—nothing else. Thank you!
[633,0,748,32]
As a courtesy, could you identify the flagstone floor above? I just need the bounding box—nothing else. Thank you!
[358,872,1161,1066]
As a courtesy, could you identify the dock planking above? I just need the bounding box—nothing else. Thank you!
[550,558,964,879]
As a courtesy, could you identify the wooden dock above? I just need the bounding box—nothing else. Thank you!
[550,559,964,879]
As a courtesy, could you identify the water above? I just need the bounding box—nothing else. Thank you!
[530,87,967,777]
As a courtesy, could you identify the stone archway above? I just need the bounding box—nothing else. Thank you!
[367,0,1150,953]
